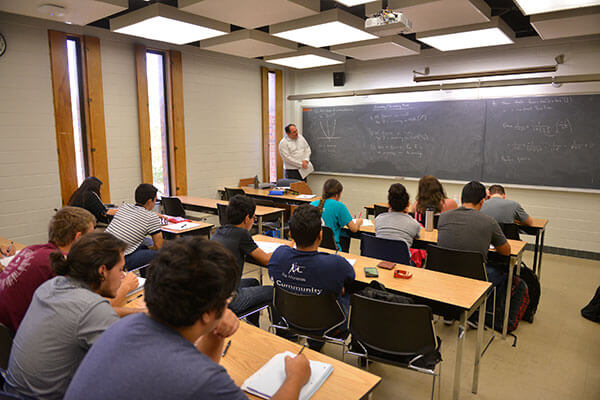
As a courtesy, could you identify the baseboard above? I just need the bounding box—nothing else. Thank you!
[525,243,600,261]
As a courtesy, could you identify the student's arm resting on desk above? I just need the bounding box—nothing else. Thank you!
[0,244,16,257]
[514,203,534,226]
[495,242,511,256]
[346,218,363,232]
[149,232,163,250]
[196,309,240,364]
[109,273,147,316]
[271,354,311,400]
[250,247,272,266]
[491,221,511,256]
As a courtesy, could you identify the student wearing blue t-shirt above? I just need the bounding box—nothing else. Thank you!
[65,238,310,400]
[310,179,362,252]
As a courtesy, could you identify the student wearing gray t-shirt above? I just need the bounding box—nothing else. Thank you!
[481,184,533,226]
[375,183,421,250]
[3,233,130,400]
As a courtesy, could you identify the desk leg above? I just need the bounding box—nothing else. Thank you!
[502,259,515,339]
[453,311,467,400]
[280,211,284,239]
[258,216,263,234]
[472,298,486,394]
[533,230,540,275]
[538,229,545,280]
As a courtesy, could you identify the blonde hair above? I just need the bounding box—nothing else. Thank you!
[48,206,96,246]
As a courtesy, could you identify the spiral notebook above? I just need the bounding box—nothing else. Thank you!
[241,351,333,400]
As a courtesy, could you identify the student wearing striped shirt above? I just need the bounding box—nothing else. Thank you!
[106,184,163,270]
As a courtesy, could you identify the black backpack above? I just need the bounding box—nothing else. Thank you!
[581,287,600,323]
[519,264,541,322]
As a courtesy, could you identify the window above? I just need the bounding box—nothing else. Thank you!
[146,51,171,197]
[66,37,89,186]
[261,68,283,182]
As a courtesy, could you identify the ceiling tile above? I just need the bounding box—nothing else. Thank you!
[531,6,600,39]
[200,29,298,58]
[330,36,420,60]
[0,0,127,26]
[178,0,320,29]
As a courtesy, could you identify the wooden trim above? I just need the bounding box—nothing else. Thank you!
[135,44,153,184]
[261,67,270,181]
[83,35,111,202]
[48,30,77,205]
[275,69,283,180]
[169,50,187,195]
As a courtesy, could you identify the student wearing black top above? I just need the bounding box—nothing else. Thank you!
[211,195,274,326]
[68,177,116,224]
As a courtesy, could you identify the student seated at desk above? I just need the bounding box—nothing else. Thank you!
[411,175,458,223]
[3,233,131,400]
[310,178,362,252]
[67,176,117,224]
[64,238,310,400]
[437,181,511,287]
[481,184,534,226]
[211,195,274,326]
[269,204,355,350]
[106,183,163,270]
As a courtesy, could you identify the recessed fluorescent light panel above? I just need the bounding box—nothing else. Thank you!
[513,0,600,15]
[270,8,377,47]
[110,3,229,45]
[264,47,345,69]
[334,0,373,6]
[417,17,514,51]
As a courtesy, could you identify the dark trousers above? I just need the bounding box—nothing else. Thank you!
[284,169,306,182]
[229,278,273,326]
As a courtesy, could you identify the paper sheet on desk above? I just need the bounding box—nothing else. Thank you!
[0,250,20,267]
[296,194,316,199]
[300,162,314,179]
[126,277,145,297]
[346,259,356,266]
[256,241,286,254]
[353,219,373,227]
[163,222,202,230]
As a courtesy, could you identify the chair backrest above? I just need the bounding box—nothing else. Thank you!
[0,391,22,400]
[0,323,13,370]
[224,188,245,200]
[275,178,300,187]
[161,197,186,217]
[320,226,337,251]
[217,203,228,226]
[374,204,388,217]
[254,198,276,207]
[350,294,436,356]
[274,286,345,333]
[239,176,258,188]
[290,181,312,195]
[500,223,520,240]
[425,244,487,281]
[360,233,411,265]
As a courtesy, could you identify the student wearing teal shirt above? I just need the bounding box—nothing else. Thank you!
[311,179,362,252]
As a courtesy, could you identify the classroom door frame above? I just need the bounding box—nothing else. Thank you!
[261,67,283,183]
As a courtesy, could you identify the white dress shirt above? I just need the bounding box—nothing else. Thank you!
[279,135,311,170]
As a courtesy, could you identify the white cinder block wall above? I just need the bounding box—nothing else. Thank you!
[286,36,600,253]
[0,12,263,244]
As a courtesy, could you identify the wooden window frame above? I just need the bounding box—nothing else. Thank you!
[135,45,187,195]
[261,67,283,182]
[48,30,111,205]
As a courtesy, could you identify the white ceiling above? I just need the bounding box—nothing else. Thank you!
[178,0,320,29]
[531,6,600,40]
[0,0,127,26]
[330,36,420,60]
[200,29,298,58]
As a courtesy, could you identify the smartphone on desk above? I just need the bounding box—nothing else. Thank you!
[364,267,379,278]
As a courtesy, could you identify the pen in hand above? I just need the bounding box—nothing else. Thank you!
[126,293,143,304]
[222,340,232,357]
[296,343,307,356]
[6,241,14,254]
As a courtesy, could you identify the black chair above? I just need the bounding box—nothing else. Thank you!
[0,323,13,370]
[270,286,347,357]
[374,204,388,217]
[237,302,271,328]
[414,212,440,229]
[224,188,245,200]
[360,233,411,265]
[346,294,442,400]
[217,203,228,226]
[161,196,186,217]
[321,226,337,251]
[500,223,521,240]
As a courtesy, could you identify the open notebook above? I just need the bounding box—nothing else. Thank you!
[126,277,145,297]
[241,351,333,400]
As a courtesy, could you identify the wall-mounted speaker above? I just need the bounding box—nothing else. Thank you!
[333,72,345,87]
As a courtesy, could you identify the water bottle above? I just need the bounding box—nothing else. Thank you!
[425,207,434,232]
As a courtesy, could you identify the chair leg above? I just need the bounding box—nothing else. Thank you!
[431,374,436,400]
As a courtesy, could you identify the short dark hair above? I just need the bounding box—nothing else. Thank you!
[289,204,322,247]
[226,195,256,225]
[461,181,487,205]
[135,184,158,205]
[285,124,296,134]
[51,232,127,290]
[388,183,409,212]
[145,237,239,327]
[488,184,505,195]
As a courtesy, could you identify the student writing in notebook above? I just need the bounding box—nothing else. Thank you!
[68,176,117,224]
[65,238,310,400]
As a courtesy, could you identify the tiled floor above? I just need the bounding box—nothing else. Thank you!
[246,245,600,400]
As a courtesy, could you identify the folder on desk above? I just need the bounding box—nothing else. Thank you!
[241,351,333,400]
[268,190,285,196]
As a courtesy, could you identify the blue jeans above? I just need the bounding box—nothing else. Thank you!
[486,262,508,288]
[125,246,158,272]
[230,278,273,326]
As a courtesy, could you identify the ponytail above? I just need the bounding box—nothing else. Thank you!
[319,179,343,211]
[51,251,70,276]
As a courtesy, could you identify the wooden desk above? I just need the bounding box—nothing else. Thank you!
[161,221,214,239]
[123,292,380,399]
[253,234,492,400]
[219,187,321,204]
[517,218,548,279]
[175,196,285,236]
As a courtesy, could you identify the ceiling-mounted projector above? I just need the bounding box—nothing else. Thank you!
[365,8,412,36]
[38,4,66,18]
